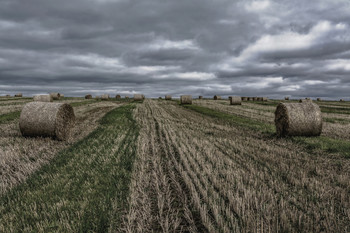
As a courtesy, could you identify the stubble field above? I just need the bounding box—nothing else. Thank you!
[0,97,349,232]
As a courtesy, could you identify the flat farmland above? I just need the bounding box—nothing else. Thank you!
[0,98,349,232]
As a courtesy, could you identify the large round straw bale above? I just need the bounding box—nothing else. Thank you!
[85,94,92,99]
[19,102,75,141]
[116,94,121,99]
[50,92,61,100]
[33,95,53,102]
[199,96,203,99]
[180,95,192,105]
[230,96,242,105]
[165,95,172,100]
[15,93,23,97]
[134,94,143,101]
[275,102,322,137]
[214,95,221,100]
[285,97,289,100]
[101,94,109,100]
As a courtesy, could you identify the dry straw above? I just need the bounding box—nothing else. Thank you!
[275,102,322,137]
[15,93,23,97]
[134,94,143,101]
[230,96,242,105]
[33,95,53,102]
[180,95,192,104]
[85,94,92,99]
[214,95,221,100]
[101,94,109,100]
[165,95,172,100]
[50,93,61,100]
[19,102,75,141]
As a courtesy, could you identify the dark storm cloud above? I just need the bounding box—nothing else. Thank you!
[0,0,350,98]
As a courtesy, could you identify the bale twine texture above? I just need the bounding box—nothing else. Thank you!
[165,95,172,100]
[85,94,92,99]
[50,93,61,100]
[134,94,143,101]
[34,95,53,102]
[180,95,192,105]
[19,102,75,141]
[230,96,242,105]
[275,102,322,137]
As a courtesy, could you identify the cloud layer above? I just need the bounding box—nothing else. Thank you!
[0,0,350,99]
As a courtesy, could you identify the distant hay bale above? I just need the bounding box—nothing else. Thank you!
[262,97,268,102]
[134,94,143,101]
[142,94,145,99]
[116,95,121,99]
[317,98,321,101]
[95,95,101,100]
[50,93,61,100]
[230,96,242,105]
[19,102,75,141]
[252,97,258,101]
[125,96,129,99]
[165,95,172,100]
[242,97,248,101]
[257,97,263,101]
[101,94,109,100]
[275,102,322,137]
[285,97,290,100]
[15,93,23,97]
[180,95,192,105]
[340,99,345,102]
[199,96,203,99]
[299,99,313,103]
[247,97,253,101]
[61,94,64,98]
[85,94,92,99]
[214,95,221,100]
[33,95,53,102]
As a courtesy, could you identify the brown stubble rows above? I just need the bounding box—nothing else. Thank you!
[125,99,350,232]
[0,101,121,194]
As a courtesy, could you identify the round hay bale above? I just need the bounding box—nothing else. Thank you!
[242,97,248,101]
[165,95,172,100]
[116,95,121,99]
[340,99,345,102]
[252,97,258,101]
[85,94,92,99]
[285,97,289,100]
[317,98,321,101]
[262,97,268,102]
[230,96,242,105]
[257,97,263,101]
[101,94,109,100]
[180,95,192,105]
[19,102,75,141]
[33,95,53,102]
[199,96,203,99]
[61,94,64,98]
[15,93,23,97]
[214,95,221,100]
[275,102,322,137]
[247,97,253,101]
[50,92,61,100]
[142,94,145,99]
[125,96,129,99]
[134,94,143,101]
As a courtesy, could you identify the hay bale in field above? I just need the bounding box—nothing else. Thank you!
[61,94,64,98]
[33,95,53,102]
[275,102,322,137]
[134,94,143,101]
[95,95,101,100]
[247,97,252,101]
[242,97,248,101]
[317,98,321,101]
[142,94,145,99]
[50,92,61,100]
[85,94,92,99]
[125,96,129,99]
[19,102,75,141]
[214,95,221,100]
[299,98,312,103]
[262,97,268,102]
[115,95,121,99]
[165,95,172,100]
[340,99,345,102]
[257,97,263,101]
[101,94,109,100]
[230,96,242,105]
[15,93,23,97]
[285,97,290,101]
[199,96,203,99]
[252,97,258,101]
[180,95,192,105]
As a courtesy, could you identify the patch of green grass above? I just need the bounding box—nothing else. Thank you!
[0,104,139,232]
[69,100,96,107]
[0,111,21,124]
[183,104,350,157]
[320,106,350,115]
[323,117,350,124]
[0,97,32,102]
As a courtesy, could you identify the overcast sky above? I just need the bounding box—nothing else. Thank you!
[0,0,350,99]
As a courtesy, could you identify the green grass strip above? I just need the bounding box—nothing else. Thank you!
[0,104,139,232]
[0,111,21,124]
[182,104,350,157]
[69,100,96,107]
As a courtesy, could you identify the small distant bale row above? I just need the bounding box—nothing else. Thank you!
[34,95,53,102]
[275,102,322,137]
[180,95,192,105]
[19,102,75,141]
[15,93,23,97]
[241,97,268,101]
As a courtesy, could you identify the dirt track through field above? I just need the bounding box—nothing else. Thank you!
[124,100,350,232]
